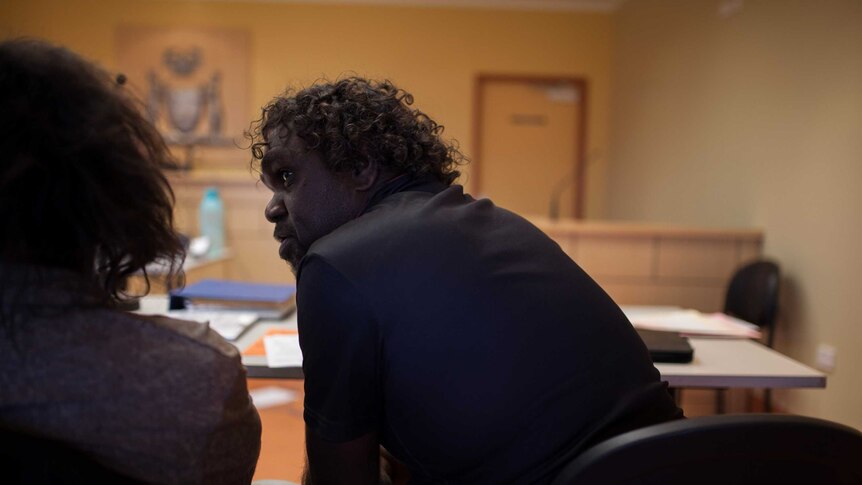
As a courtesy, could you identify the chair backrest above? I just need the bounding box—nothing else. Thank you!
[0,426,143,484]
[551,414,862,485]
[724,259,780,333]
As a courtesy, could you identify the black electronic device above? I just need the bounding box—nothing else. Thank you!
[636,329,694,363]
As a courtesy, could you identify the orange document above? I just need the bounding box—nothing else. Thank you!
[242,328,298,356]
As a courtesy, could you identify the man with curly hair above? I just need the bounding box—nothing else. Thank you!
[252,77,682,484]
[0,39,261,483]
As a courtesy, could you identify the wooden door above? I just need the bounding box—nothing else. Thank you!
[474,75,586,219]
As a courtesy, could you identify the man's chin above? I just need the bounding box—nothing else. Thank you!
[284,260,299,276]
[278,239,305,273]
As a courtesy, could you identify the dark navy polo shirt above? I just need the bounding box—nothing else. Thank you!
[296,176,682,484]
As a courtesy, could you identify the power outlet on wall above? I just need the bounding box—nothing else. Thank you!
[815,344,837,372]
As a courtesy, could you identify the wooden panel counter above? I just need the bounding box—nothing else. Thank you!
[530,217,763,312]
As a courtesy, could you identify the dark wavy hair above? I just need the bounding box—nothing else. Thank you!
[249,77,466,184]
[0,39,184,303]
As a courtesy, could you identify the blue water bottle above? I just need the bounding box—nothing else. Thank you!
[199,186,225,257]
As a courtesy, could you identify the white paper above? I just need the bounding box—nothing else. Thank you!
[628,309,762,339]
[248,386,298,409]
[263,334,304,368]
[168,310,259,341]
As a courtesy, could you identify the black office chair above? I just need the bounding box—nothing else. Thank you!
[0,426,143,484]
[551,414,862,485]
[719,259,781,412]
[725,259,781,347]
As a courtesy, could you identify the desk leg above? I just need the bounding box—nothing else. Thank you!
[668,387,681,407]
[715,389,726,414]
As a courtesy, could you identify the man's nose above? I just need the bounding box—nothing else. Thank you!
[265,195,287,223]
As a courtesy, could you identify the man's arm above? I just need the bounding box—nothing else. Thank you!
[303,428,380,485]
[297,257,386,484]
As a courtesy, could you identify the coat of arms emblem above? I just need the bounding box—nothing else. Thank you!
[146,46,231,168]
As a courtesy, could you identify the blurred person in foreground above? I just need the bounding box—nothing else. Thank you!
[0,39,261,484]
[251,77,683,485]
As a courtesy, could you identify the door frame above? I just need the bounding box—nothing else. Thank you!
[472,74,588,219]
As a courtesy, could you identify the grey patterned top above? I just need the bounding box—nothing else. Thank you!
[0,264,261,484]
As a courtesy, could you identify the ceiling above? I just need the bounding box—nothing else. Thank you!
[198,0,627,12]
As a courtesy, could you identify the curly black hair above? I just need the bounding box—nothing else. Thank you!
[0,39,184,303]
[249,77,466,184]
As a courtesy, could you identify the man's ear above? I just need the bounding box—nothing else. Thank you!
[352,160,379,192]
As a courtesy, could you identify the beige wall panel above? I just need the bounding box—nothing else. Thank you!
[736,240,763,268]
[598,280,723,312]
[220,183,269,201]
[127,256,228,294]
[678,389,714,417]
[225,200,268,239]
[651,284,724,313]
[171,178,270,238]
[172,187,204,235]
[577,236,654,278]
[225,208,263,238]
[679,389,748,417]
[229,239,295,285]
[593,281,657,306]
[554,234,579,262]
[538,220,758,313]
[597,280,723,312]
[657,239,738,280]
[186,258,228,283]
[173,201,195,235]
[170,175,280,284]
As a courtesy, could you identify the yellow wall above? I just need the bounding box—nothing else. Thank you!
[7,0,859,430]
[608,0,862,429]
[0,0,613,217]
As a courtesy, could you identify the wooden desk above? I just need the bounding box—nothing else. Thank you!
[139,298,825,390]
[246,378,305,484]
[238,315,826,482]
[656,338,825,389]
[234,316,826,392]
[620,306,826,390]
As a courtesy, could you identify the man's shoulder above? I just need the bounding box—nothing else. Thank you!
[303,184,561,284]
[306,188,450,258]
[313,184,534,254]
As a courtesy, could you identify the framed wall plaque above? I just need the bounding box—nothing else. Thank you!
[116,26,251,169]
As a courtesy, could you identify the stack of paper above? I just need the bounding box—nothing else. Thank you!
[168,309,258,341]
[249,386,298,409]
[626,309,761,339]
[242,328,303,368]
[263,333,304,368]
[170,279,296,319]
